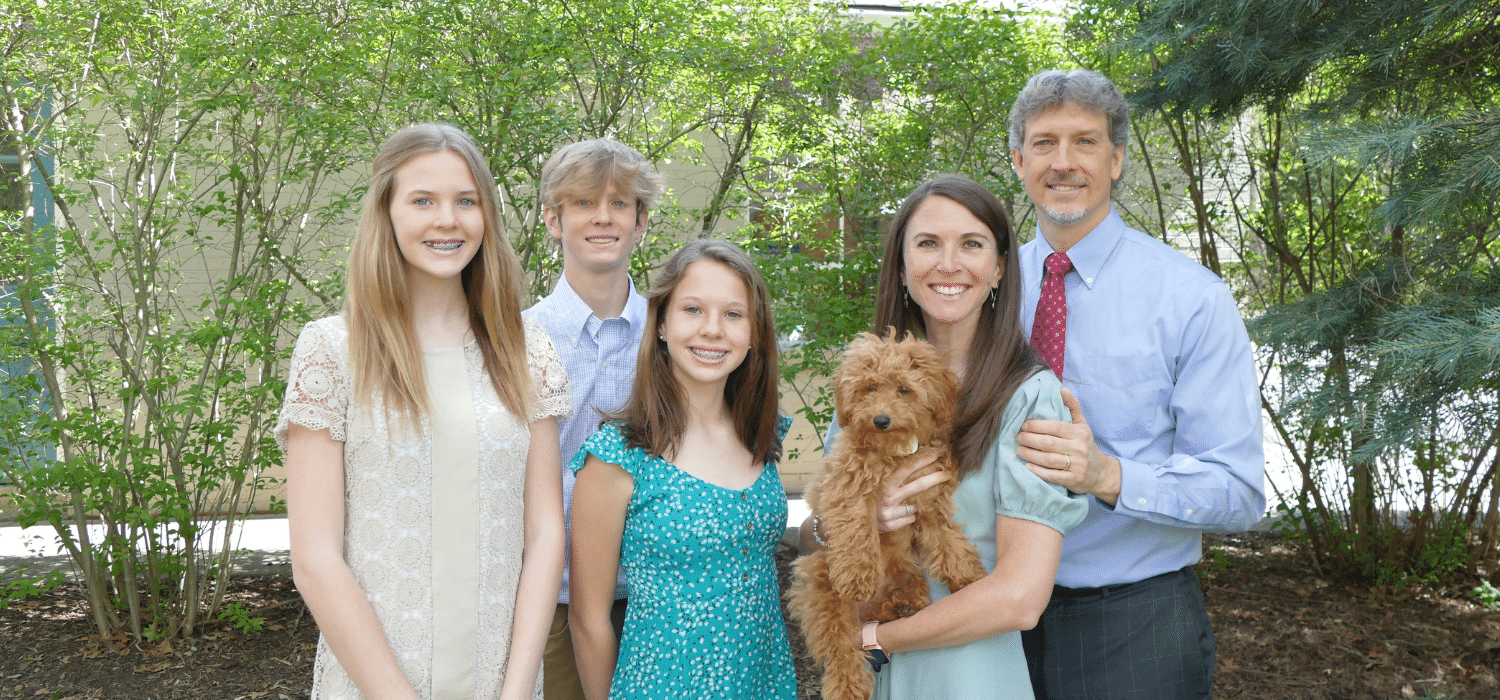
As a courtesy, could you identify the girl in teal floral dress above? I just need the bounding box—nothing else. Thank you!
[568,240,796,700]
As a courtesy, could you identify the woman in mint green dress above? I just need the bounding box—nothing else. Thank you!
[567,240,796,700]
[847,175,1088,699]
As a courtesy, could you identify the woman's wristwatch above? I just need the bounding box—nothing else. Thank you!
[862,621,889,671]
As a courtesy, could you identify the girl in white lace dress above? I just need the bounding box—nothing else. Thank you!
[277,123,570,700]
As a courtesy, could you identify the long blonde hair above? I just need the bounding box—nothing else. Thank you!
[345,123,532,423]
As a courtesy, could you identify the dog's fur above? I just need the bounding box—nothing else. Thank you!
[788,333,985,700]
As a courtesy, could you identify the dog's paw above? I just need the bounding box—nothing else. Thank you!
[947,568,984,591]
[870,591,925,623]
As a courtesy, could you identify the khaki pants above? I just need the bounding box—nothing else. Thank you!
[544,601,628,700]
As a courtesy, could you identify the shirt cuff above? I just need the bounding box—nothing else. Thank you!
[1110,455,1156,516]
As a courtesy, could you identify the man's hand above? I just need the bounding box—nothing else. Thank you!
[1017,388,1121,505]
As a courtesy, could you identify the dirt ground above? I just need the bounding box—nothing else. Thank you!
[2,532,1497,700]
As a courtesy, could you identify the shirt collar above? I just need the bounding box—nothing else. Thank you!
[547,275,647,342]
[620,279,647,329]
[1030,207,1127,290]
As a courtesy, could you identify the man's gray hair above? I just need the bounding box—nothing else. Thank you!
[1008,69,1130,190]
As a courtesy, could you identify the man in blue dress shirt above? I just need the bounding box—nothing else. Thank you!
[522,138,664,700]
[1010,69,1266,700]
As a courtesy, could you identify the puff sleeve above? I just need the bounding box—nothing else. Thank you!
[988,371,1089,534]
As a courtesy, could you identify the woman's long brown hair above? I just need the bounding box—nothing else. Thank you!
[872,174,1044,477]
[610,239,782,465]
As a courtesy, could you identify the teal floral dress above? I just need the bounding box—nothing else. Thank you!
[569,417,797,700]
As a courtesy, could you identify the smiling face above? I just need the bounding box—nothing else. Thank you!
[901,195,1004,341]
[659,259,752,391]
[1011,102,1125,246]
[545,180,646,275]
[389,150,485,286]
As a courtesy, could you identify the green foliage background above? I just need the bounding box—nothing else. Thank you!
[0,0,1063,642]
[1,0,1497,644]
[1087,0,1500,584]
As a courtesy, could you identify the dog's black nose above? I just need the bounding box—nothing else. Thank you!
[873,415,891,430]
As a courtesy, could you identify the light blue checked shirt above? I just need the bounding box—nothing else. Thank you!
[524,275,646,603]
[1019,208,1265,589]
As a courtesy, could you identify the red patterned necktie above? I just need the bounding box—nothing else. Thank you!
[1031,251,1073,378]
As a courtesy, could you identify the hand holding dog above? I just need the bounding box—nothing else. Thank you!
[875,452,949,533]
[789,333,985,700]
[823,451,949,601]
[1017,388,1121,505]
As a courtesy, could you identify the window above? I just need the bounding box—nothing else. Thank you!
[1,127,57,482]
[0,132,25,215]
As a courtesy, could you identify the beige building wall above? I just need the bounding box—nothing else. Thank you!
[0,118,829,524]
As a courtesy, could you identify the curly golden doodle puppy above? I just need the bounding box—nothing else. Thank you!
[789,333,985,700]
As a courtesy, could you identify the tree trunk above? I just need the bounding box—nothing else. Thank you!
[1329,342,1376,542]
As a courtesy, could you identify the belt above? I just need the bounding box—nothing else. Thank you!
[1050,565,1192,599]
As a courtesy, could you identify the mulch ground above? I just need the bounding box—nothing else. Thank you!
[1,532,1497,699]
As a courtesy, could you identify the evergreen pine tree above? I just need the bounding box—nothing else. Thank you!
[1106,0,1500,578]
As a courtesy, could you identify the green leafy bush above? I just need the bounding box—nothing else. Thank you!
[216,601,268,635]
[1473,579,1500,611]
[0,567,65,610]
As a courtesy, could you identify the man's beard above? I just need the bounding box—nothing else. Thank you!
[1040,202,1090,226]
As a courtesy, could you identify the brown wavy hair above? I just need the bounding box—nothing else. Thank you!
[872,174,1044,477]
[345,123,532,425]
[610,240,782,464]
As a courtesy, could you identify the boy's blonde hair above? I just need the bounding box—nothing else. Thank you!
[539,138,665,218]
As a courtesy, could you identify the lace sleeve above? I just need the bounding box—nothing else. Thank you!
[525,316,571,423]
[274,318,350,450]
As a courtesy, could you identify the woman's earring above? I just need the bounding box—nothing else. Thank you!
[989,288,997,309]
[903,287,910,309]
